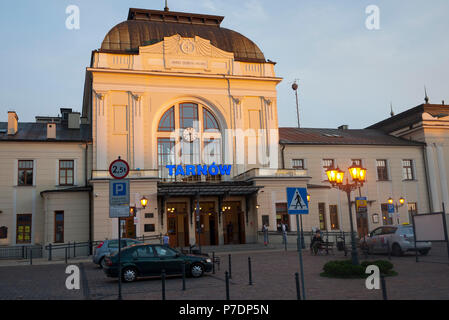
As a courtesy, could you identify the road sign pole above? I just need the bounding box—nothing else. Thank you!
[296,215,306,300]
[118,217,122,300]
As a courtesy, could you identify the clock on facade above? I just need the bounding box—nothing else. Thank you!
[182,127,198,142]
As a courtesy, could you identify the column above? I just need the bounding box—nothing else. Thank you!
[425,145,441,212]
[131,92,145,170]
[94,91,108,170]
[436,144,449,211]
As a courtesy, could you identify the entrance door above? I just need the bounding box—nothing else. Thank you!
[223,201,245,245]
[16,214,32,244]
[123,217,136,239]
[166,203,189,248]
[356,213,369,238]
[195,202,218,246]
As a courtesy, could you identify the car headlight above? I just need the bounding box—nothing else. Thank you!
[205,258,212,263]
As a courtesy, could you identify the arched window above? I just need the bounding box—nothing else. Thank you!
[157,102,223,182]
[158,107,175,132]
[203,108,219,131]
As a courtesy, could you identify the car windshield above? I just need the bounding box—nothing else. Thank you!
[399,227,414,236]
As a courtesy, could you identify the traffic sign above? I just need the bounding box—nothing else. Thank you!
[286,187,309,215]
[109,180,130,218]
[387,204,395,214]
[109,158,130,179]
[356,197,368,214]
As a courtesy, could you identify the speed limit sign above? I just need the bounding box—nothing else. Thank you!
[109,158,130,179]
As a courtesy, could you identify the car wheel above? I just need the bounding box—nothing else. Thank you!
[392,243,403,256]
[99,257,106,269]
[122,268,138,283]
[419,249,430,256]
[190,263,204,278]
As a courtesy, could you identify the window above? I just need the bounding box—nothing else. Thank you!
[329,205,339,230]
[158,138,175,180]
[180,103,199,129]
[154,245,177,257]
[144,224,155,232]
[376,160,388,181]
[203,108,219,131]
[16,214,32,244]
[108,240,126,248]
[18,160,33,186]
[318,203,327,230]
[54,211,64,243]
[408,202,417,223]
[292,159,305,170]
[0,226,7,239]
[158,107,175,132]
[352,159,362,166]
[145,213,154,219]
[381,204,393,225]
[275,203,290,231]
[59,160,74,186]
[323,159,334,180]
[402,160,414,180]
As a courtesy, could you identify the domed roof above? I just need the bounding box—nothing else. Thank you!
[100,8,266,63]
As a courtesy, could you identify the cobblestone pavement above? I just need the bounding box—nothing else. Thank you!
[1,248,448,300]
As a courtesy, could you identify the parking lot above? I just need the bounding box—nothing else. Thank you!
[1,246,448,300]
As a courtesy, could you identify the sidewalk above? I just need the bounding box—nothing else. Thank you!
[0,256,91,267]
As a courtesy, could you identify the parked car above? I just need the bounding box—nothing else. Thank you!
[360,225,432,256]
[102,244,213,282]
[93,239,143,268]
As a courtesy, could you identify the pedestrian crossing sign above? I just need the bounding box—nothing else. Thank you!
[286,187,309,215]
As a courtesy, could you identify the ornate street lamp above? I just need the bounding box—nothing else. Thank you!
[140,196,148,209]
[387,197,406,224]
[326,162,367,265]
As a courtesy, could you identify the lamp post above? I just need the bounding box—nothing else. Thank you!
[292,80,305,248]
[387,197,406,225]
[326,162,367,265]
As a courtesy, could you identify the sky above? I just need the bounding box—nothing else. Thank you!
[0,0,448,129]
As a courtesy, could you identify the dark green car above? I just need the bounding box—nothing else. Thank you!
[103,244,213,282]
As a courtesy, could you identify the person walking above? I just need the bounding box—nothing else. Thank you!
[262,224,269,246]
[163,233,170,246]
[281,222,287,245]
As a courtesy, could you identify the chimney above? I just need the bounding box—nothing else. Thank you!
[7,111,18,135]
[338,125,348,130]
[47,123,56,139]
[68,112,80,129]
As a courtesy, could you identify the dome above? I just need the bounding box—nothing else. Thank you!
[100,8,266,63]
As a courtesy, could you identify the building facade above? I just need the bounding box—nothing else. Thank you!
[0,8,448,249]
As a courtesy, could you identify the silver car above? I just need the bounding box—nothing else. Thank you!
[93,239,143,268]
[361,225,432,256]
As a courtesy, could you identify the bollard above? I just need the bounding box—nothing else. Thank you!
[48,243,52,261]
[387,240,391,260]
[295,272,301,300]
[22,245,25,259]
[225,271,230,300]
[65,246,68,264]
[89,240,92,256]
[161,269,166,300]
[212,252,215,274]
[182,262,186,291]
[228,254,232,279]
[74,241,76,258]
[380,275,388,300]
[29,248,33,265]
[248,257,253,285]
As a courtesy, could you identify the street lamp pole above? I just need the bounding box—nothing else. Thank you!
[326,163,367,265]
[292,81,305,249]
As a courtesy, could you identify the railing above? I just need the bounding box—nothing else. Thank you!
[92,169,159,180]
[0,245,43,260]
[235,168,309,181]
[44,234,163,261]
[257,230,359,247]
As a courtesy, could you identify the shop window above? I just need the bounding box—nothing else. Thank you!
[329,205,339,230]
[59,160,74,186]
[16,214,32,244]
[275,203,290,231]
[18,160,33,186]
[381,204,393,225]
[54,211,64,243]
[318,203,327,230]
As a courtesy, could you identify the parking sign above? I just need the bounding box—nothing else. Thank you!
[109,180,130,218]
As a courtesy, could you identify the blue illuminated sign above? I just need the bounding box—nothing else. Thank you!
[166,164,232,176]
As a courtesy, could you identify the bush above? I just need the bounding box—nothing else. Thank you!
[322,259,396,278]
[361,260,394,275]
[322,260,365,278]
